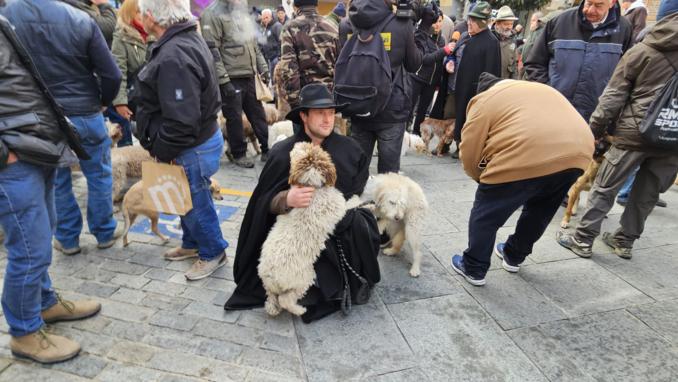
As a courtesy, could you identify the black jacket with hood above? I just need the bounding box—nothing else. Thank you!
[412,26,446,85]
[0,14,87,169]
[339,0,423,123]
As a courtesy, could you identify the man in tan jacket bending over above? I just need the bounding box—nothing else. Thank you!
[451,73,594,286]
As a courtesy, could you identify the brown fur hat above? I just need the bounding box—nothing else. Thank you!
[288,142,337,187]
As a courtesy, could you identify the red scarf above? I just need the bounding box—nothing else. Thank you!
[132,19,148,43]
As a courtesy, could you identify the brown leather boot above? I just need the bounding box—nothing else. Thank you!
[41,295,101,324]
[10,329,80,364]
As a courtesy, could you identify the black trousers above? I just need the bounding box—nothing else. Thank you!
[351,120,405,174]
[221,77,269,158]
[409,80,436,136]
[463,169,582,277]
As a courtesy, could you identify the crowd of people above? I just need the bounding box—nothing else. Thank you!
[0,0,677,366]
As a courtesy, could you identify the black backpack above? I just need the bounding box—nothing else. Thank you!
[638,51,678,151]
[334,15,395,119]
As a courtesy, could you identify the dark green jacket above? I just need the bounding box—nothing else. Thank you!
[111,21,150,106]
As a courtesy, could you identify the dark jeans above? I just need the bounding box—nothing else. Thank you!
[351,120,405,174]
[463,169,582,278]
[409,80,436,136]
[221,77,269,158]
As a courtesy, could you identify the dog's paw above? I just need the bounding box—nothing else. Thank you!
[383,247,399,256]
[265,300,282,316]
[287,305,307,316]
[560,221,570,229]
[409,266,421,278]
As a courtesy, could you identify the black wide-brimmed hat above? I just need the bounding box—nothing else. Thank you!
[286,84,348,125]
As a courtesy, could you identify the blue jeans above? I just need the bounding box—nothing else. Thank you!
[617,167,639,201]
[104,106,133,147]
[462,169,582,278]
[175,130,228,260]
[55,113,117,248]
[0,162,58,337]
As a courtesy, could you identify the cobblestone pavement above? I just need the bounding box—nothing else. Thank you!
[1,152,678,381]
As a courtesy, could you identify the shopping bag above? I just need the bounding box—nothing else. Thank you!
[141,161,193,215]
[255,73,274,103]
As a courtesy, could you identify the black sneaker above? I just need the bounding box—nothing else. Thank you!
[556,231,592,258]
[494,243,521,273]
[451,255,486,286]
[234,156,254,168]
[260,152,269,162]
[601,232,633,259]
[656,198,667,208]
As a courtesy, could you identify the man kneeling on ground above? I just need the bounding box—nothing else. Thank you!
[225,84,381,322]
[451,73,594,286]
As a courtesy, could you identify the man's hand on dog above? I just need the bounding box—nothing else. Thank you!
[287,185,315,208]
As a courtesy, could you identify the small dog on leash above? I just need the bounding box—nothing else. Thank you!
[420,117,455,156]
[401,132,428,156]
[370,173,428,277]
[258,143,346,316]
[121,178,223,246]
[560,138,612,228]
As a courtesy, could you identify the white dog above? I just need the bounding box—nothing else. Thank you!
[258,142,346,316]
[268,120,294,148]
[401,132,427,156]
[371,173,428,277]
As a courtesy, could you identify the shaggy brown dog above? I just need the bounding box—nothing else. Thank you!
[333,113,348,136]
[420,117,455,156]
[112,146,153,202]
[121,178,223,246]
[560,137,612,228]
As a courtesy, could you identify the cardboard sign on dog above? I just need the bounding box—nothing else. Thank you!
[141,161,193,216]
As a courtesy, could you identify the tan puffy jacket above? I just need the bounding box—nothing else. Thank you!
[589,12,678,152]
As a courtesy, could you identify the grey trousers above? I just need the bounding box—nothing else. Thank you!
[575,146,678,248]
[351,120,406,174]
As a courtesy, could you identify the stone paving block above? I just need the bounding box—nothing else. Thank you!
[168,272,209,287]
[110,287,147,304]
[102,319,149,341]
[49,328,116,357]
[184,301,240,323]
[149,310,200,332]
[96,363,165,382]
[95,246,135,261]
[51,275,85,291]
[101,299,156,322]
[627,299,678,344]
[239,347,303,379]
[143,280,188,297]
[144,326,201,353]
[71,314,111,333]
[365,368,429,382]
[106,340,157,364]
[159,375,205,382]
[195,338,244,363]
[145,268,179,281]
[100,259,149,275]
[165,260,194,272]
[236,309,295,338]
[110,273,151,289]
[296,299,415,381]
[519,258,652,317]
[244,371,304,382]
[389,294,546,382]
[508,310,678,382]
[208,362,250,382]
[260,332,298,354]
[147,350,217,378]
[0,363,88,382]
[181,285,221,303]
[75,263,117,283]
[192,318,262,348]
[0,358,10,373]
[142,293,193,311]
[497,226,578,264]
[592,247,678,301]
[129,251,170,268]
[76,280,119,298]
[376,249,465,305]
[46,354,108,379]
[461,270,567,330]
[204,278,236,294]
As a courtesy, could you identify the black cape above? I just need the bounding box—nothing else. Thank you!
[225,129,380,323]
[453,28,501,142]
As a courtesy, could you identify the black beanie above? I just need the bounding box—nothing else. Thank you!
[294,0,318,6]
[477,72,503,93]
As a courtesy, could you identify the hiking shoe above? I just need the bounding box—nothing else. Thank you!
[556,231,592,258]
[260,151,269,162]
[451,255,486,286]
[602,232,633,259]
[185,253,227,281]
[164,247,199,261]
[42,295,101,324]
[97,222,124,249]
[10,328,80,364]
[234,156,254,168]
[53,239,81,256]
[494,243,521,273]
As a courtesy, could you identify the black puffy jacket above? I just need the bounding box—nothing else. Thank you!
[0,15,87,169]
[134,21,221,163]
[1,0,121,116]
[412,28,446,85]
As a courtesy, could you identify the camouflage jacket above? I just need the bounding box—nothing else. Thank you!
[201,0,268,85]
[278,6,339,108]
